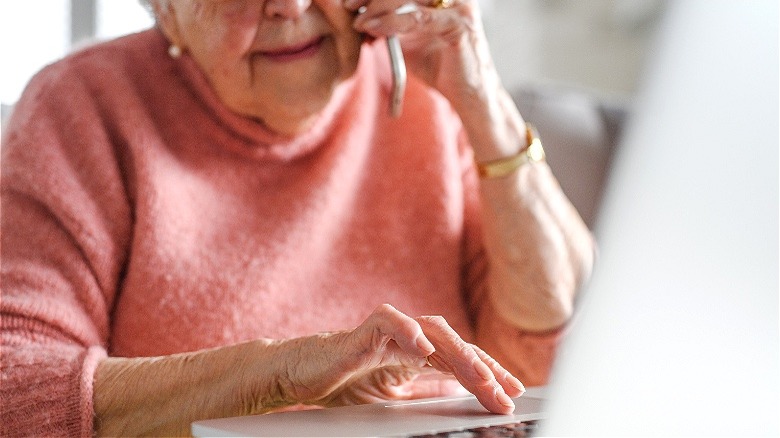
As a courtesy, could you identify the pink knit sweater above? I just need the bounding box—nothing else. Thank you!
[1,29,563,437]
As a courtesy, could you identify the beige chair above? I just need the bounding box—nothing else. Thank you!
[512,86,628,229]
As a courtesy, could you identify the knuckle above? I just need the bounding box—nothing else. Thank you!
[375,303,395,315]
[456,342,475,358]
[417,315,447,326]
[419,8,435,24]
[369,325,390,351]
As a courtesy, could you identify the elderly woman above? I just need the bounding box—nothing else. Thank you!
[0,0,594,436]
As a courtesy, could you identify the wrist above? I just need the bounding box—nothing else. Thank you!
[265,333,349,407]
[455,85,530,164]
[231,339,300,413]
[476,123,545,179]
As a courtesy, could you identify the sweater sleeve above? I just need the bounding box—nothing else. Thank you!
[457,129,566,387]
[1,59,131,437]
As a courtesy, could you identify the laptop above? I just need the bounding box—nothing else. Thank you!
[540,0,778,435]
[193,1,779,436]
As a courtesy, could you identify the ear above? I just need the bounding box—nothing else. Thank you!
[152,0,186,50]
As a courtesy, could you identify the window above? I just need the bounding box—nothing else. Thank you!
[0,0,152,109]
[0,0,70,106]
[97,0,154,41]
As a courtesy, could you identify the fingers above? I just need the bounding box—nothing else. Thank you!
[348,0,472,40]
[351,304,435,362]
[417,316,521,415]
[352,2,425,36]
[345,305,524,415]
[472,344,525,398]
[344,0,417,14]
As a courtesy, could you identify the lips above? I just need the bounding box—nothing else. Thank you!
[260,36,325,62]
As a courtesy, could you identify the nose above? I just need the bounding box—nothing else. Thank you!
[264,0,312,19]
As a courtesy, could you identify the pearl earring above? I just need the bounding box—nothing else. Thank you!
[168,44,182,59]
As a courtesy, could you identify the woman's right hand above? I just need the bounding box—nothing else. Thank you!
[94,304,523,436]
[271,304,524,414]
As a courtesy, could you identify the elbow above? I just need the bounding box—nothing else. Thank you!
[489,267,577,333]
[489,240,595,332]
[486,224,597,332]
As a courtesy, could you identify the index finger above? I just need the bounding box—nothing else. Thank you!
[353,304,435,358]
[416,315,516,414]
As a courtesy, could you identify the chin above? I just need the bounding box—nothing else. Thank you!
[244,87,334,137]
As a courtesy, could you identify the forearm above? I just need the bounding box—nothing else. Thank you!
[93,304,523,436]
[459,81,596,332]
[480,165,595,331]
[93,339,288,437]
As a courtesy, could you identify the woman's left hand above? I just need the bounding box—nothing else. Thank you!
[347,0,498,115]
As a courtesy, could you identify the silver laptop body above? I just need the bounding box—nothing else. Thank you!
[192,391,545,437]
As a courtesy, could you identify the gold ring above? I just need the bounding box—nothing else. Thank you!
[432,0,454,9]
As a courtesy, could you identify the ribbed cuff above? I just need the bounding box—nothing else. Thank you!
[79,346,108,438]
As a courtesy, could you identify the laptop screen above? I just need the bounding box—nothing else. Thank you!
[540,0,779,435]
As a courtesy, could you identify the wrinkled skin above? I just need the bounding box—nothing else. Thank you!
[274,306,524,414]
[153,0,501,138]
[95,305,524,436]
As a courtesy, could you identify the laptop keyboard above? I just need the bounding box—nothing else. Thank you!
[410,420,539,437]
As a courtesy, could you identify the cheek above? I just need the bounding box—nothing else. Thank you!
[336,33,363,79]
[187,2,260,60]
[318,4,362,75]
[316,0,360,39]
[219,2,263,34]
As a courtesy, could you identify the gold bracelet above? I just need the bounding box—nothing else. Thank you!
[476,123,546,179]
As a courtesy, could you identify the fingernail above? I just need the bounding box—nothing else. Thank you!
[496,391,515,409]
[473,359,493,381]
[395,3,419,15]
[416,335,435,355]
[507,374,526,393]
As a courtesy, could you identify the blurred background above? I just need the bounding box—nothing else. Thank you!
[483,0,664,100]
[1,2,775,434]
[0,0,665,120]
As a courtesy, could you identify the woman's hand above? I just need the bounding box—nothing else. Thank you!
[95,304,522,436]
[346,0,596,334]
[277,304,525,414]
[346,0,525,168]
[347,0,498,118]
